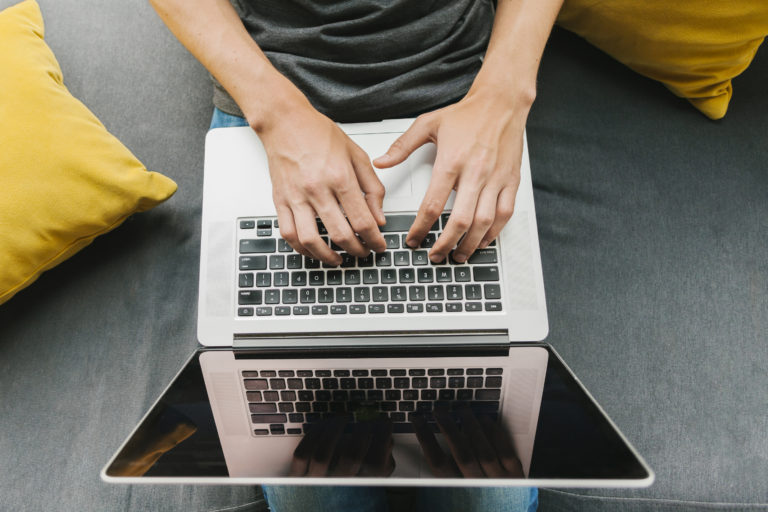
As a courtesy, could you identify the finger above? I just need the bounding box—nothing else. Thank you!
[335,182,387,255]
[312,195,367,257]
[275,203,310,257]
[413,413,458,477]
[373,115,434,169]
[478,185,517,249]
[307,416,347,477]
[293,202,342,266]
[459,408,506,478]
[479,415,524,477]
[429,176,483,263]
[433,409,483,478]
[406,159,458,252]
[351,147,386,226]
[359,419,393,476]
[453,186,500,263]
[289,423,324,477]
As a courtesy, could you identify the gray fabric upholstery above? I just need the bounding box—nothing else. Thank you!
[0,0,765,511]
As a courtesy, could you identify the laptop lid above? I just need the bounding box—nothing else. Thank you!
[198,121,548,346]
[101,343,654,488]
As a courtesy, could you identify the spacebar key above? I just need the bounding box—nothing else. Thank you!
[240,239,277,253]
[251,413,287,424]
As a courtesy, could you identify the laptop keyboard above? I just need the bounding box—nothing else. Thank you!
[242,366,504,436]
[236,214,503,318]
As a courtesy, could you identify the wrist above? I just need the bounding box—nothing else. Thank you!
[465,72,537,116]
[240,69,314,134]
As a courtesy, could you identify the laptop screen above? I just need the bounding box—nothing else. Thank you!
[102,344,652,486]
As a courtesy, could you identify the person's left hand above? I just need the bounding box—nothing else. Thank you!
[373,90,531,263]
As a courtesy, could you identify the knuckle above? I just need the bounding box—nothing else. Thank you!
[475,211,495,227]
[497,201,515,219]
[451,215,472,232]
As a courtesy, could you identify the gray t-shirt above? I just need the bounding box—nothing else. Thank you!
[213,0,495,122]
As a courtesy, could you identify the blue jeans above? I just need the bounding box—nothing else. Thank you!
[208,106,538,512]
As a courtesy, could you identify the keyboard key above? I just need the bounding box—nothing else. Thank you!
[390,286,407,301]
[287,379,302,389]
[240,255,267,270]
[484,284,501,299]
[407,303,423,313]
[387,304,405,313]
[345,270,361,285]
[476,389,501,400]
[256,273,271,287]
[257,228,271,237]
[269,255,285,270]
[427,285,444,301]
[487,368,504,375]
[275,306,291,315]
[430,377,446,388]
[369,304,385,314]
[468,248,498,264]
[446,285,463,300]
[427,369,444,376]
[454,267,471,282]
[274,272,289,287]
[465,302,482,312]
[467,368,483,375]
[402,389,418,400]
[420,233,436,248]
[350,304,365,314]
[336,288,352,302]
[446,303,462,312]
[277,239,292,252]
[440,213,451,229]
[256,306,272,316]
[412,251,429,266]
[358,254,374,267]
[257,219,272,229]
[251,414,287,424]
[436,267,452,282]
[384,235,399,249]
[238,290,262,305]
[448,377,464,388]
[331,305,347,315]
[354,287,370,302]
[473,266,500,282]
[305,271,322,286]
[287,255,302,269]
[375,252,392,267]
[240,239,276,253]
[366,286,387,302]
[300,289,316,303]
[390,369,406,376]
[380,268,397,284]
[485,302,502,311]
[399,268,415,283]
[318,288,334,303]
[327,270,343,285]
[238,307,254,316]
[426,303,443,313]
[282,289,298,304]
[485,377,503,388]
[291,271,308,287]
[457,389,473,400]
[465,284,482,300]
[341,253,356,268]
[417,268,434,283]
[408,286,426,301]
[304,256,320,269]
[467,376,484,388]
[394,252,410,266]
[363,269,379,284]
[293,306,309,315]
[380,215,417,232]
[239,273,254,287]
[240,220,255,229]
[244,379,268,390]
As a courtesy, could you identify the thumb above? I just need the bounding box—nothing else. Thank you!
[373,116,434,168]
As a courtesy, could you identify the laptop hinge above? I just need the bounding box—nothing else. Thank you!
[233,329,509,349]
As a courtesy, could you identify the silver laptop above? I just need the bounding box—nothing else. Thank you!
[102,119,653,487]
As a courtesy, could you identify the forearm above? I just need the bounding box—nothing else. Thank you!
[470,0,564,108]
[148,0,311,131]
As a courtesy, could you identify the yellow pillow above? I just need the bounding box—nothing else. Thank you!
[557,0,768,119]
[0,0,177,305]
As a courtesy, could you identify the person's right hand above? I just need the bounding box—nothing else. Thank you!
[258,106,388,266]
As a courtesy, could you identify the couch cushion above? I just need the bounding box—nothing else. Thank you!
[0,0,177,305]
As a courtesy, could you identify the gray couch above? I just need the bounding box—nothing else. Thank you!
[1,1,766,511]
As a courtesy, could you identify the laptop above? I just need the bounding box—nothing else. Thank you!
[102,119,653,487]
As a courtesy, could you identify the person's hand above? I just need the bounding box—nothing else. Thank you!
[288,416,395,477]
[259,106,387,266]
[412,408,524,478]
[374,90,530,263]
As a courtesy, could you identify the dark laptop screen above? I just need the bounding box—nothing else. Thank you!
[103,344,651,484]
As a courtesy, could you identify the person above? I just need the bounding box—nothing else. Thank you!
[149,1,562,510]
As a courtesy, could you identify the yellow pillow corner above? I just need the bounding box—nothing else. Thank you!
[0,0,178,305]
[557,1,768,119]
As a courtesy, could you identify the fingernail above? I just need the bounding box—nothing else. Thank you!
[453,252,467,263]
[429,253,443,263]
[479,240,490,249]
[406,238,418,248]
